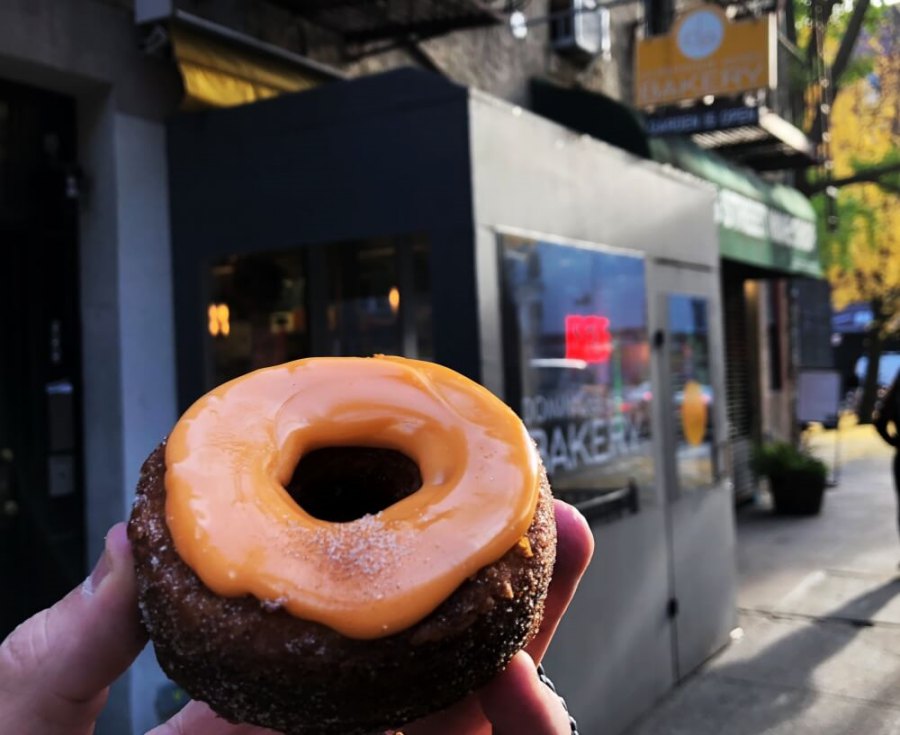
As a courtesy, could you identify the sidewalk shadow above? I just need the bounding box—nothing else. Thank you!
[712,578,900,734]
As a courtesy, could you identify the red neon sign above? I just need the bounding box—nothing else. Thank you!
[565,315,612,363]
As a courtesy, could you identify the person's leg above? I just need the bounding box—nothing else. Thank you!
[894,451,900,539]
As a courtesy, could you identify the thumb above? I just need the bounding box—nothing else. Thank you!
[479,651,573,735]
[0,523,147,735]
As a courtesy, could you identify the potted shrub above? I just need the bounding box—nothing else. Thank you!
[751,441,828,516]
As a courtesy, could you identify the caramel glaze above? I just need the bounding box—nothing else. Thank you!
[164,355,540,639]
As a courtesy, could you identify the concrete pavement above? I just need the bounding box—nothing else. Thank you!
[628,424,900,735]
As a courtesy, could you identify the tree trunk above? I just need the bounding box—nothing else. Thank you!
[857,326,884,424]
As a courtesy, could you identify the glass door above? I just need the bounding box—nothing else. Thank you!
[0,79,83,638]
[655,267,736,684]
[667,293,717,493]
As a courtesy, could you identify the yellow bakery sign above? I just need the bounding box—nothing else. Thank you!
[635,5,773,109]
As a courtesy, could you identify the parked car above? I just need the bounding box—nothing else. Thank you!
[847,354,900,412]
[854,353,900,389]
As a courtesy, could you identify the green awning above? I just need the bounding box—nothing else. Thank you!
[650,137,822,278]
[529,79,822,278]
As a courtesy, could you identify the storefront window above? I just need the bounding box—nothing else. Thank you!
[668,294,715,491]
[500,234,653,503]
[412,241,434,361]
[325,241,402,356]
[206,238,432,387]
[207,251,310,388]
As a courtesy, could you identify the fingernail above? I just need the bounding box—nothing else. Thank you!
[570,504,590,532]
[555,499,591,533]
[105,522,131,558]
[82,524,129,596]
[83,549,111,597]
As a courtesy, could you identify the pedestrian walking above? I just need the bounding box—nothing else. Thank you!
[874,369,900,539]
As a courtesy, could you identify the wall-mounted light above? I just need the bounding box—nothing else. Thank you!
[208,303,230,337]
[388,287,400,315]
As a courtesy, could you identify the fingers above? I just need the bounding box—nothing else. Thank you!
[147,701,280,735]
[527,500,594,663]
[401,503,592,735]
[0,504,588,735]
[389,693,490,735]
[0,523,147,734]
[479,651,572,735]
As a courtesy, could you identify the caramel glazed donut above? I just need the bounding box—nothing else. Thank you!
[128,355,556,735]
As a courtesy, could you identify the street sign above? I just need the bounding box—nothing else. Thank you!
[796,369,841,425]
[645,104,760,136]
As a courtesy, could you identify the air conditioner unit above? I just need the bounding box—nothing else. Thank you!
[550,0,611,62]
[135,0,174,24]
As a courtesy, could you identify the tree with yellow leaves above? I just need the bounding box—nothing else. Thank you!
[814,5,900,422]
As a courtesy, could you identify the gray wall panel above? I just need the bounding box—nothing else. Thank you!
[468,91,718,270]
[468,89,733,735]
[542,509,676,735]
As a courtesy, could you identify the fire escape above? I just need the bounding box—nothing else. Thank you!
[264,0,507,45]
[135,0,515,107]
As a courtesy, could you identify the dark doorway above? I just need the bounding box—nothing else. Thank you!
[0,78,83,637]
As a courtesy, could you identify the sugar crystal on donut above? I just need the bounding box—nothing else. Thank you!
[128,355,556,735]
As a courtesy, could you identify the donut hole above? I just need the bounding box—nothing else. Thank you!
[286,447,423,522]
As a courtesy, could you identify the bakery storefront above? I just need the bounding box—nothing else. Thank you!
[530,82,828,506]
[167,69,736,735]
[652,138,826,503]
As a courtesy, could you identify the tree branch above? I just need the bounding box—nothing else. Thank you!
[805,162,900,193]
[877,180,900,197]
[831,0,871,85]
[808,0,871,142]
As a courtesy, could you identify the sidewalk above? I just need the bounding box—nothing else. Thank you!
[628,424,900,735]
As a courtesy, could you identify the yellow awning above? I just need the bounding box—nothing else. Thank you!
[170,25,323,110]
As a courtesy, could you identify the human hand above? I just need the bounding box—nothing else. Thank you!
[0,523,278,735]
[390,499,594,735]
[0,500,593,735]
[0,523,149,735]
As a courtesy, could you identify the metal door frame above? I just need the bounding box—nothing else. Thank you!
[650,257,734,680]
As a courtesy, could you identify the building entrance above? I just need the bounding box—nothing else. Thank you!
[0,78,83,637]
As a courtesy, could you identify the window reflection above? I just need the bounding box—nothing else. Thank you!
[669,294,716,490]
[206,237,432,388]
[501,235,653,498]
[208,252,309,388]
[325,241,401,356]
[412,241,433,361]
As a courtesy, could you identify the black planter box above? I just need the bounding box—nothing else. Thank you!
[769,471,826,515]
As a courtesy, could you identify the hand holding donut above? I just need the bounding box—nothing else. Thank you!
[2,357,595,734]
[0,502,591,735]
[393,499,594,735]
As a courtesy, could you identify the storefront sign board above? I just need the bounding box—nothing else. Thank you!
[645,103,759,136]
[715,188,816,253]
[635,6,774,108]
